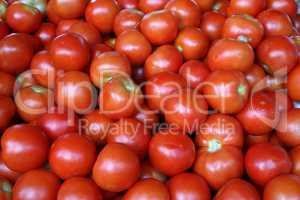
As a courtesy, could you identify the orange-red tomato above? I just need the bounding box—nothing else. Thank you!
[138,0,168,13]
[0,96,16,131]
[288,64,300,101]
[52,0,87,19]
[35,23,56,49]
[200,11,226,41]
[228,0,266,16]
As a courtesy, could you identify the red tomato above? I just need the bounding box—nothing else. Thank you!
[57,177,103,200]
[245,64,266,89]
[35,23,56,49]
[0,20,9,40]
[0,96,15,131]
[56,19,80,36]
[267,0,297,17]
[12,169,60,200]
[200,11,225,41]
[193,0,214,11]
[123,179,170,200]
[92,143,141,192]
[92,43,113,59]
[167,173,211,200]
[49,134,97,179]
[245,143,292,186]
[228,0,266,16]
[46,0,63,24]
[140,160,167,182]
[288,64,300,101]
[290,146,300,176]
[246,134,270,147]
[138,0,168,13]
[1,124,49,172]
[134,105,159,129]
[52,0,87,19]
[117,0,138,9]
[0,152,20,183]
[149,129,196,176]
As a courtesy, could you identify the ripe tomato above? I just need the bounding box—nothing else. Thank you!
[92,43,113,59]
[85,0,120,33]
[203,70,249,114]
[245,143,292,186]
[245,64,266,89]
[144,45,183,79]
[0,96,15,131]
[46,0,63,24]
[134,105,159,129]
[12,169,60,200]
[175,27,210,60]
[193,0,214,11]
[140,160,167,182]
[138,0,168,13]
[263,174,300,200]
[49,33,90,71]
[92,143,141,192]
[288,64,300,101]
[49,134,97,179]
[0,178,11,200]
[246,134,270,147]
[0,152,20,183]
[35,23,56,49]
[56,19,80,36]
[123,179,170,200]
[267,0,297,17]
[113,8,143,36]
[200,12,225,42]
[290,146,300,176]
[214,179,260,200]
[115,29,152,66]
[107,118,151,158]
[52,0,87,19]
[194,146,244,190]
[167,173,211,200]
[90,51,131,88]
[117,0,138,9]
[57,177,103,200]
[1,124,49,172]
[140,10,178,45]
[149,129,196,176]
[227,0,266,16]
[0,20,9,40]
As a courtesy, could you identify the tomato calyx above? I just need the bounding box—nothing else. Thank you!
[121,78,136,92]
[237,84,247,96]
[0,0,7,19]
[176,45,183,53]
[19,0,46,14]
[130,8,144,16]
[237,35,251,43]
[207,139,222,152]
[31,85,47,93]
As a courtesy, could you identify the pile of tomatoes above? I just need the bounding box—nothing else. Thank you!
[1,0,300,199]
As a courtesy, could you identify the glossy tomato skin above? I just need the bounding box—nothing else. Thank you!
[117,0,138,9]
[194,146,244,190]
[85,0,120,33]
[288,65,300,101]
[290,146,300,176]
[179,60,210,89]
[0,33,34,74]
[92,43,113,59]
[257,9,293,36]
[134,105,159,129]
[35,23,56,49]
[207,39,254,72]
[214,178,260,200]
[200,11,225,41]
[12,169,60,200]
[245,143,292,186]
[0,96,16,130]
[0,152,20,183]
[236,91,278,135]
[49,134,97,179]
[246,134,270,147]
[52,0,87,19]
[257,36,298,77]
[123,179,170,200]
[175,27,209,60]
[149,130,196,176]
[46,0,63,24]
[1,124,49,172]
[228,0,266,16]
[212,0,230,15]
[140,160,167,182]
[267,0,297,17]
[263,174,300,200]
[203,70,249,114]
[167,173,211,200]
[144,45,183,79]
[92,143,141,192]
[245,64,266,89]
[115,29,152,66]
[165,0,201,28]
[49,33,90,71]
[56,19,81,36]
[140,10,178,45]
[138,0,168,13]
[57,177,103,200]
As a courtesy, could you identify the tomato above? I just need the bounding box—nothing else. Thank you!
[46,0,63,24]
[207,39,254,72]
[57,177,103,200]
[203,70,249,114]
[56,19,80,36]
[85,0,120,33]
[49,133,97,179]
[200,11,226,41]
[165,0,201,28]
[138,0,168,13]
[193,0,214,11]
[15,85,53,122]
[212,0,229,15]
[214,179,260,200]
[134,105,159,130]
[69,21,102,47]
[99,76,143,120]
[145,72,186,110]
[117,0,138,9]
[194,146,244,190]
[179,60,210,89]
[1,124,49,172]
[92,143,141,192]
[12,169,60,200]
[0,33,34,74]
[37,108,78,141]
[56,71,96,114]
[14,70,38,95]
[263,174,300,200]
[35,23,56,49]
[149,129,196,176]
[267,0,297,17]
[113,8,143,36]
[0,20,9,40]
[290,146,300,177]
[222,15,264,47]
[90,51,131,88]
[167,173,211,200]
[257,9,293,36]
[144,45,183,79]
[49,33,90,71]
[245,143,292,186]
[107,118,151,158]
[236,91,278,135]
[52,0,87,19]
[140,160,167,182]
[115,29,152,66]
[0,178,11,200]
[257,36,298,77]
[6,2,42,33]
[81,110,112,145]
[140,10,178,46]
[288,65,300,101]
[227,0,266,16]
[246,134,270,147]
[123,179,169,200]
[0,152,20,183]
[245,64,266,89]
[175,27,210,60]
[0,72,14,97]
[92,43,113,59]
